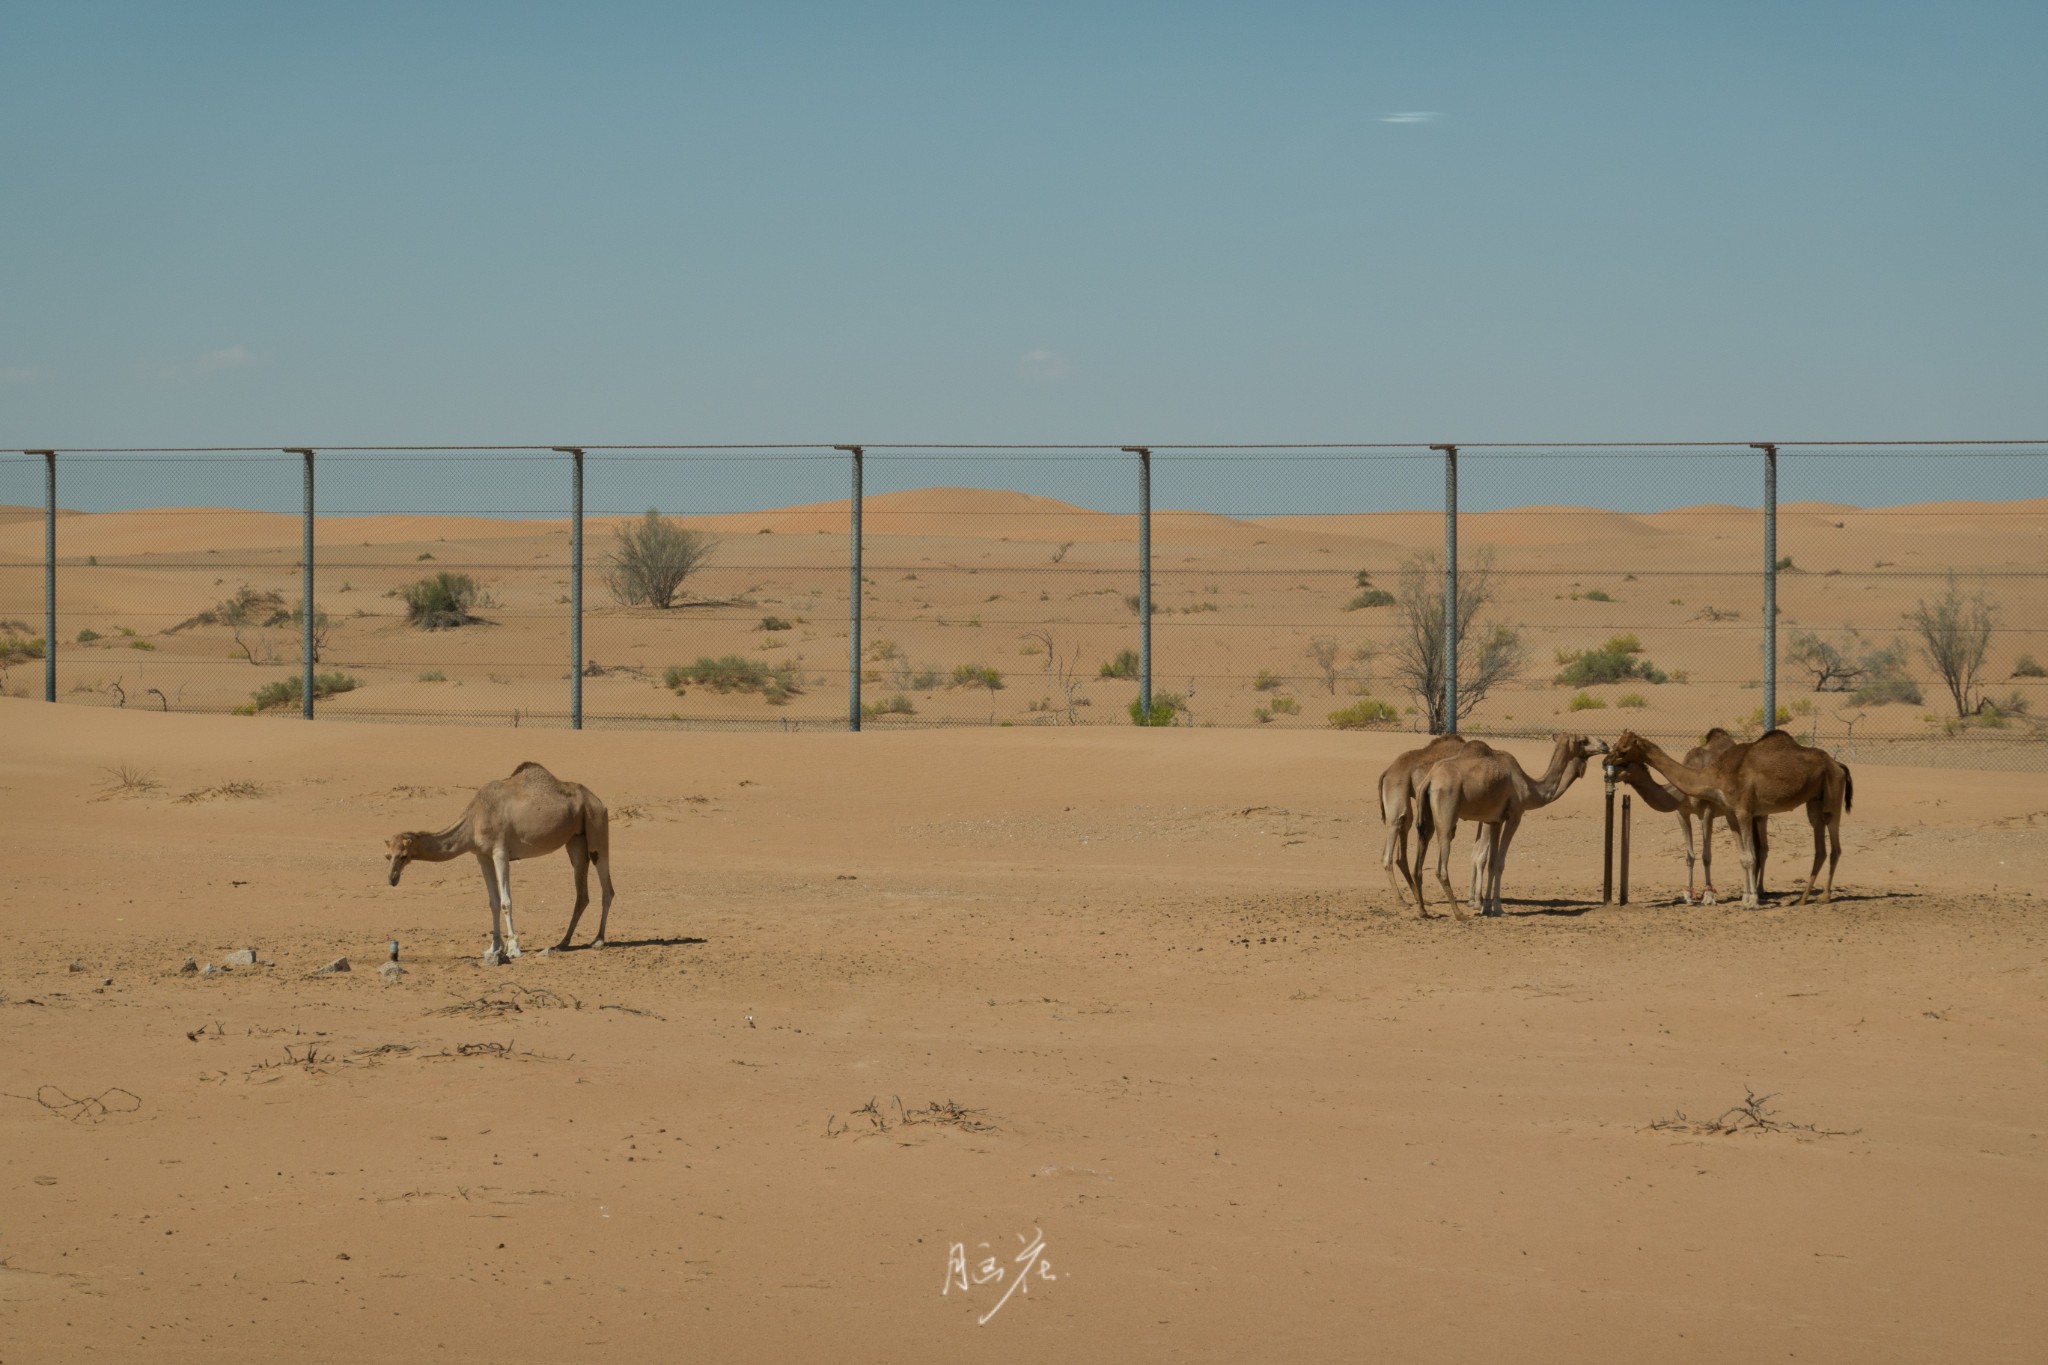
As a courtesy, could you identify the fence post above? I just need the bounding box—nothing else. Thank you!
[1753,442,1778,733]
[287,449,316,718]
[1122,447,1152,720]
[554,447,585,730]
[1433,444,1459,734]
[838,445,864,731]
[30,450,55,702]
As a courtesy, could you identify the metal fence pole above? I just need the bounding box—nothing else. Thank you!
[1753,442,1778,733]
[1122,447,1153,720]
[288,449,315,718]
[838,445,864,731]
[555,447,585,730]
[1434,444,1459,733]
[31,450,55,702]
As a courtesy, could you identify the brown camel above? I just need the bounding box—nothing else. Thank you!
[385,762,616,964]
[1417,733,1604,920]
[1378,734,1494,905]
[1607,729,1851,908]
[1610,726,1748,903]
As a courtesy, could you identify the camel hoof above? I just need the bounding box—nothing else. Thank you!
[591,938,606,949]
[503,940,522,960]
[481,946,509,967]
[1701,891,1717,905]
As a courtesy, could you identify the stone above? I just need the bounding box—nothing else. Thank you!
[178,957,198,974]
[222,948,259,966]
[314,957,351,975]
[198,962,223,977]
[377,961,406,982]
[67,960,86,973]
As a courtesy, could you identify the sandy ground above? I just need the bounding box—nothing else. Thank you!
[2,698,2046,1363]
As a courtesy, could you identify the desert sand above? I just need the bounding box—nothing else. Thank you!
[2,697,2046,1363]
[2,492,2043,761]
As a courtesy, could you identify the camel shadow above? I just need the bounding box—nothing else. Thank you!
[564,935,707,951]
[1497,899,1596,918]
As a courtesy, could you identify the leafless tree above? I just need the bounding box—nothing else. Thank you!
[1386,548,1526,733]
[1907,573,1994,719]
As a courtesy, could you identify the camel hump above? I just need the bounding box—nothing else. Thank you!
[510,761,552,777]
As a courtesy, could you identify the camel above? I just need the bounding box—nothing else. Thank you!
[1607,729,1852,908]
[1609,726,1748,903]
[1377,734,1494,905]
[384,762,616,964]
[1418,733,1604,920]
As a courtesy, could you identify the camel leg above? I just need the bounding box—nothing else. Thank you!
[1797,798,1829,905]
[478,852,509,966]
[1467,825,1493,908]
[1484,811,1522,917]
[1430,807,1468,923]
[557,834,591,950]
[1754,818,1770,904]
[1822,801,1843,903]
[1678,811,1699,903]
[1699,811,1718,905]
[494,848,522,959]
[1382,807,1413,901]
[591,850,614,946]
[1412,811,1438,918]
[1731,811,1761,908]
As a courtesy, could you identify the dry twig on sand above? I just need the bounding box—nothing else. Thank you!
[1646,1087,1858,1138]
[4,1085,142,1123]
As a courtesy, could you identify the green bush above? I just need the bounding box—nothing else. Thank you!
[1268,695,1300,715]
[1568,692,1608,711]
[1345,589,1396,610]
[76,628,101,644]
[663,655,805,703]
[1099,648,1140,679]
[248,671,358,711]
[606,509,716,609]
[950,663,1003,690]
[758,615,793,631]
[860,693,915,719]
[1583,588,1613,602]
[1852,673,1922,706]
[2014,654,2046,679]
[0,634,47,662]
[1252,669,1283,691]
[1555,633,1667,686]
[1129,692,1183,726]
[1327,698,1398,729]
[402,572,483,629]
[1616,692,1648,709]
[417,670,447,682]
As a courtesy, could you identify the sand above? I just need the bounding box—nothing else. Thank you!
[1,492,2043,764]
[3,698,2046,1363]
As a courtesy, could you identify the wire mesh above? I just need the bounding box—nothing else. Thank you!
[1,443,2041,766]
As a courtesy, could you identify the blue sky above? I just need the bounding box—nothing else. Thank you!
[2,1,2044,511]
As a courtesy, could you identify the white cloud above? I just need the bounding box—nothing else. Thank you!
[1018,348,1071,381]
[193,345,260,374]
[1379,111,1441,124]
[0,365,49,384]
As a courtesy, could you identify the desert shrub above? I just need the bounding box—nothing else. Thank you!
[1328,698,1399,729]
[129,639,155,651]
[1252,669,1283,692]
[758,615,793,631]
[664,655,804,703]
[1568,692,1608,711]
[1852,672,1922,706]
[76,628,101,643]
[1908,573,1996,719]
[1129,692,1184,726]
[2014,654,2046,678]
[1099,648,1140,679]
[1555,634,1667,686]
[860,693,915,719]
[950,663,1003,691]
[247,671,358,712]
[605,509,715,609]
[1583,588,1613,602]
[1345,588,1395,610]
[402,573,484,629]
[1268,695,1301,716]
[417,670,447,682]
[1616,692,1648,709]
[1122,594,1163,616]
[1775,555,1796,571]
[1386,548,1526,732]
[0,634,46,662]
[1735,703,1792,737]
[907,665,943,690]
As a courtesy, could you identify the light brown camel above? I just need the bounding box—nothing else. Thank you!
[1377,734,1494,904]
[1607,729,1851,908]
[1610,726,1748,903]
[1418,733,1604,920]
[385,762,616,964]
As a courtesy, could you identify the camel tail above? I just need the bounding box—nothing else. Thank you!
[1415,793,1434,842]
[1842,764,1854,815]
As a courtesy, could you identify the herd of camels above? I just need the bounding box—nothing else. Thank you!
[384,729,1853,962]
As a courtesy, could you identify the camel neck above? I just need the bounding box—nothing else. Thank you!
[1614,763,1685,814]
[411,817,475,862]
[1523,743,1585,808]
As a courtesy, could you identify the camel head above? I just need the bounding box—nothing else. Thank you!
[385,832,418,885]
[1553,732,1605,780]
[1608,730,1651,765]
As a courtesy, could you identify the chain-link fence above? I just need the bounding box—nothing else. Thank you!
[2,443,2042,768]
